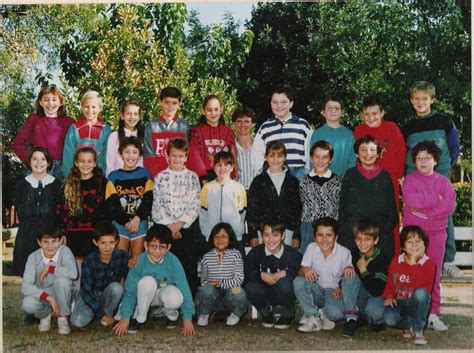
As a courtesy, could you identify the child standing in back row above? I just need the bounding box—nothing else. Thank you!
[403,81,460,277]
[143,87,192,178]
[190,95,236,184]
[63,91,112,177]
[12,84,74,180]
[251,84,312,180]
[308,96,355,177]
[402,141,456,332]
[105,100,144,176]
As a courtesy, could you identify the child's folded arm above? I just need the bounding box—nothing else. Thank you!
[402,178,439,210]
[53,246,78,280]
[219,254,244,289]
[21,256,43,298]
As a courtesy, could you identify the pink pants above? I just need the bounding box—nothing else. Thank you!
[426,229,447,315]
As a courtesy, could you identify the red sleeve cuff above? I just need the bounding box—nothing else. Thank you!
[40,292,49,301]
[48,266,56,274]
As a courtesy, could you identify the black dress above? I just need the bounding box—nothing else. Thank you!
[12,174,61,276]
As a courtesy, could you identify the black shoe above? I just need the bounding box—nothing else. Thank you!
[274,316,294,329]
[342,319,358,337]
[128,319,144,333]
[370,322,385,332]
[23,314,40,326]
[165,317,179,328]
[261,313,274,328]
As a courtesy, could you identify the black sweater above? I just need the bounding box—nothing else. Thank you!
[244,244,302,283]
[352,247,389,297]
[246,170,302,240]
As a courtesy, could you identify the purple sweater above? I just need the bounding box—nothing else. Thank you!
[402,172,456,232]
[11,114,74,162]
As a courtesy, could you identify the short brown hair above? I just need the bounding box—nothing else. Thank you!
[167,138,189,155]
[353,219,380,239]
[410,81,436,98]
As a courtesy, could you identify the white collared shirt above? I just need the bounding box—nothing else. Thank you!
[309,169,332,178]
[301,242,352,289]
[264,245,284,259]
[25,174,55,188]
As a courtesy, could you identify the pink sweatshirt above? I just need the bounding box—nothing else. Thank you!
[402,171,456,232]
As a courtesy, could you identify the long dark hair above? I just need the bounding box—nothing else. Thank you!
[118,100,144,142]
[199,95,226,126]
[208,222,238,250]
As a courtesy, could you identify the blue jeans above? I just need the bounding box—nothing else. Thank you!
[71,282,124,328]
[293,276,359,321]
[383,288,431,333]
[196,284,247,318]
[22,277,73,318]
[355,280,384,324]
[244,276,296,318]
[299,222,314,255]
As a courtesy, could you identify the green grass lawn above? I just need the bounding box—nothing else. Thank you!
[2,280,473,352]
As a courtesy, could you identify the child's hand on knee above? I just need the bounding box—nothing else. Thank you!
[100,315,114,327]
[342,266,355,280]
[39,266,51,285]
[384,297,397,307]
[261,272,277,285]
[47,296,60,317]
[304,269,318,283]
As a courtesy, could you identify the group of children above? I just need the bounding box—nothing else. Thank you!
[11,81,459,345]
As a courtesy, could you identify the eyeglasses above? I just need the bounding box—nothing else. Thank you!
[415,156,434,162]
[147,244,168,251]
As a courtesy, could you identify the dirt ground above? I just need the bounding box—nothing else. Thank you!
[2,274,473,352]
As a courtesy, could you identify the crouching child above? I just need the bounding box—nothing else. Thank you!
[22,223,78,335]
[383,225,435,345]
[352,219,389,332]
[113,224,195,336]
[244,222,302,329]
[293,217,359,337]
[71,221,129,328]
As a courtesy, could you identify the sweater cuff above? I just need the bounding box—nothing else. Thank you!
[360,271,369,278]
[40,292,49,301]
[48,266,56,274]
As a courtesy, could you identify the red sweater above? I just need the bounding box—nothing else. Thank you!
[383,253,435,300]
[354,121,406,181]
[189,123,236,172]
[11,114,74,162]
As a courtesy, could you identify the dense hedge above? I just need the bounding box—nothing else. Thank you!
[453,182,472,227]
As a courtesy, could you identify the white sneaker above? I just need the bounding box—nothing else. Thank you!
[58,317,71,335]
[38,314,51,332]
[428,314,448,332]
[298,315,322,333]
[299,315,309,325]
[443,263,464,278]
[319,308,336,330]
[226,313,240,327]
[197,314,210,327]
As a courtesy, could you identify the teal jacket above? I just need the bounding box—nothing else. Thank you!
[119,251,195,320]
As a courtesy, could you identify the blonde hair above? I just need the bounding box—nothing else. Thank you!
[410,81,436,98]
[80,90,103,109]
[64,147,99,214]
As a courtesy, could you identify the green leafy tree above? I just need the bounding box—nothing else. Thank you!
[242,2,471,158]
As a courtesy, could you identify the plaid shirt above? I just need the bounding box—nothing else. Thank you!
[80,249,129,318]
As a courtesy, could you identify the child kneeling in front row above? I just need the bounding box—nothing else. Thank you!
[197,223,247,327]
[71,221,129,328]
[383,225,435,345]
[244,222,302,329]
[294,217,359,337]
[113,224,195,336]
[22,223,78,335]
[352,219,389,333]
